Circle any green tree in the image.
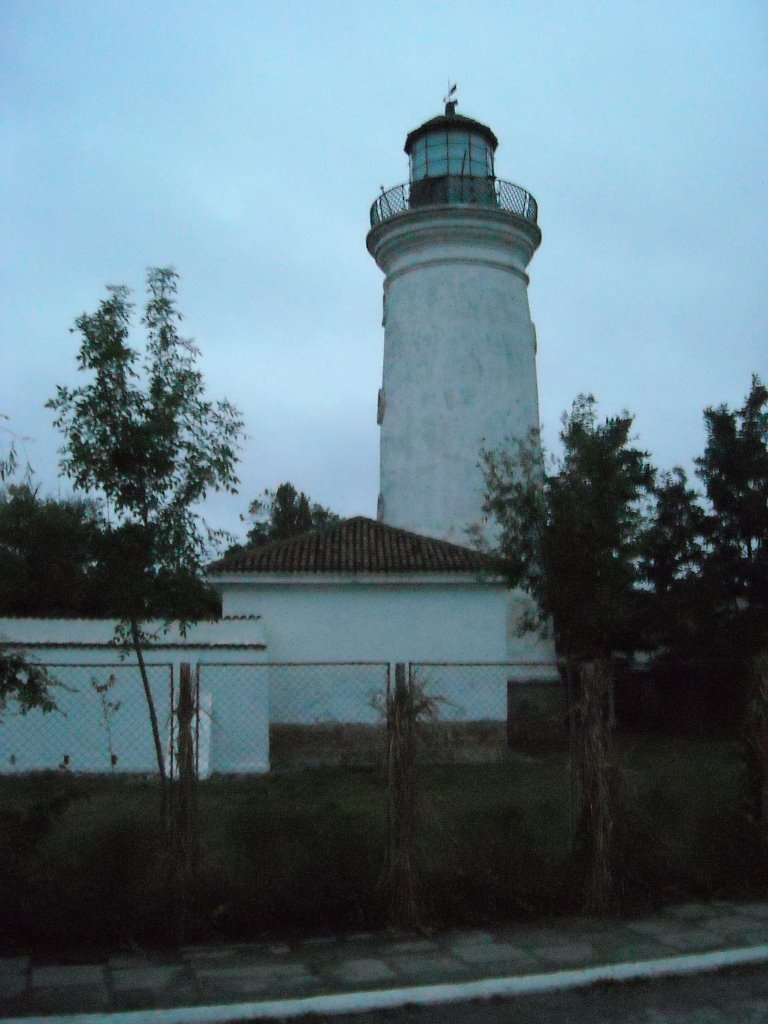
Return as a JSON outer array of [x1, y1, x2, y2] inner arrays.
[[482, 395, 655, 660], [0, 484, 104, 617], [696, 374, 768, 645], [483, 395, 655, 914], [0, 648, 56, 722], [239, 481, 340, 548], [637, 467, 709, 650], [0, 433, 57, 719], [48, 268, 243, 818]]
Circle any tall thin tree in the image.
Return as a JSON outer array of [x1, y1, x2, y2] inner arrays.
[[49, 268, 244, 824]]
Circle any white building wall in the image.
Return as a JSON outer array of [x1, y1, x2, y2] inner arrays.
[[368, 207, 542, 547], [219, 576, 510, 663]]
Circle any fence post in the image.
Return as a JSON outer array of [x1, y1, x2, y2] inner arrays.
[[384, 662, 422, 932], [171, 661, 199, 941]]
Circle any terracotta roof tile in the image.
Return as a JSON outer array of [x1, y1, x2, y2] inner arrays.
[[208, 516, 503, 576]]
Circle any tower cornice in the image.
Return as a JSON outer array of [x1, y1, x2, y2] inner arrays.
[[366, 205, 541, 279]]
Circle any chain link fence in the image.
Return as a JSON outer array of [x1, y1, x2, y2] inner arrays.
[[265, 662, 390, 769], [1, 660, 564, 775], [409, 662, 564, 761], [0, 663, 174, 774]]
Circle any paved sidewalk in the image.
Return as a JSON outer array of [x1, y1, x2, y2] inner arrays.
[[1, 899, 767, 1020]]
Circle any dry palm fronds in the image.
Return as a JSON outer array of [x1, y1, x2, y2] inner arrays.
[[381, 665, 442, 932]]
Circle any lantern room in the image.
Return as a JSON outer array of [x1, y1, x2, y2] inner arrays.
[[405, 101, 497, 182], [368, 101, 537, 229], [404, 101, 499, 208]]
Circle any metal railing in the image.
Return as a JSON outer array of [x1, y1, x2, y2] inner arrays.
[[370, 177, 538, 228]]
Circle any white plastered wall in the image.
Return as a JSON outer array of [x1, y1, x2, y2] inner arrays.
[[368, 207, 542, 548], [0, 617, 269, 775], [216, 574, 557, 725]]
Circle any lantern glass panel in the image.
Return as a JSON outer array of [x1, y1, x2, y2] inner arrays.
[[410, 138, 427, 180]]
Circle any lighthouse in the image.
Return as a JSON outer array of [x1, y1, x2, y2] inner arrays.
[[367, 100, 542, 546]]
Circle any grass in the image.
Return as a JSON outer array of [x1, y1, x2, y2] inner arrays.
[[0, 736, 761, 956]]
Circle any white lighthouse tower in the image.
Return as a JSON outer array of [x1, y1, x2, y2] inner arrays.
[[367, 100, 542, 546]]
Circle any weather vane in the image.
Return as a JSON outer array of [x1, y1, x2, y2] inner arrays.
[[443, 82, 457, 108]]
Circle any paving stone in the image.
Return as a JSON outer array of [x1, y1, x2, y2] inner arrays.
[[716, 928, 768, 948], [32, 964, 106, 988], [108, 954, 159, 969], [0, 994, 29, 1018], [387, 953, 470, 981], [697, 916, 768, 941], [0, 973, 26, 997], [26, 983, 108, 1014], [384, 939, 441, 955], [111, 964, 189, 993], [452, 940, 542, 968], [332, 958, 397, 985], [548, 916, 619, 936], [112, 982, 199, 1011], [186, 950, 267, 969], [527, 940, 595, 966], [268, 943, 292, 956], [732, 999, 768, 1023], [650, 929, 724, 953], [732, 902, 768, 918], [301, 935, 338, 947], [592, 940, 678, 963], [0, 956, 29, 973], [197, 962, 318, 996], [448, 929, 496, 945], [626, 919, 691, 939], [182, 943, 266, 962], [664, 902, 721, 921], [525, 927, 592, 944], [644, 1009, 727, 1024]]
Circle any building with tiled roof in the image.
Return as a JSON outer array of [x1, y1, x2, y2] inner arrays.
[[208, 516, 504, 576], [207, 516, 553, 668]]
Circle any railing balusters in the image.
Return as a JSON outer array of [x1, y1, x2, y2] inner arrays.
[[370, 178, 538, 228]]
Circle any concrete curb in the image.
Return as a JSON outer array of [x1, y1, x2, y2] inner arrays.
[[4, 944, 768, 1024]]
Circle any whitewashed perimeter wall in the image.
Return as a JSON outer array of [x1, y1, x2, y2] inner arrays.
[[1, 598, 559, 775], [0, 617, 269, 776]]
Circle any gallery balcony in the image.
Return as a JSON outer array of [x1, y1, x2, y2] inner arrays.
[[369, 176, 538, 228]]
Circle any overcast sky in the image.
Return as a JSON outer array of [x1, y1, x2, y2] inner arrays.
[[2, 1, 766, 543]]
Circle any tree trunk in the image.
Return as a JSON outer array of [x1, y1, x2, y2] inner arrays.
[[746, 652, 768, 860], [129, 616, 168, 829], [576, 658, 614, 915], [384, 663, 422, 932], [171, 662, 198, 942]]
